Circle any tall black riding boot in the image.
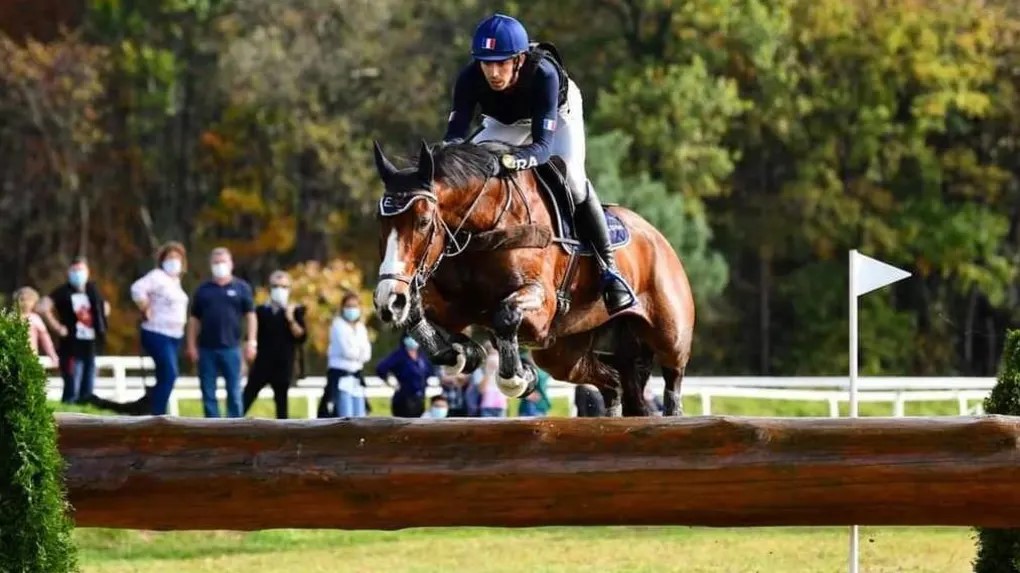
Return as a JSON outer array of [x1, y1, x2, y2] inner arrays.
[[573, 183, 637, 315]]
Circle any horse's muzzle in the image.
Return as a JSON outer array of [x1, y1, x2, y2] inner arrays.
[[374, 282, 410, 326]]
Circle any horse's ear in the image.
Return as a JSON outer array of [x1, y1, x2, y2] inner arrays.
[[417, 139, 434, 187], [373, 140, 398, 183]]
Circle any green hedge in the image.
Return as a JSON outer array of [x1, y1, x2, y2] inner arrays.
[[974, 329, 1020, 573], [0, 309, 79, 572]]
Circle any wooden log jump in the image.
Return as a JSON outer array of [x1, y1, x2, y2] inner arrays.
[[58, 413, 1020, 531]]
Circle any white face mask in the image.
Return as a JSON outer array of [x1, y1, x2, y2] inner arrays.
[[211, 261, 231, 279], [162, 258, 182, 276], [270, 286, 289, 306]]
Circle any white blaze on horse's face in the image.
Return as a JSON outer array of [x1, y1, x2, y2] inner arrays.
[[375, 227, 411, 325], [379, 227, 405, 277]]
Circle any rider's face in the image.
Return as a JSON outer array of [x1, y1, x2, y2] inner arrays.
[[479, 56, 521, 91]]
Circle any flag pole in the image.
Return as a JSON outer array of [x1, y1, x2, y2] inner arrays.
[[846, 248, 910, 573], [848, 249, 859, 573]]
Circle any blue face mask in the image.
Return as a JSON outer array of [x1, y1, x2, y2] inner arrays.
[[430, 406, 448, 418], [68, 269, 87, 288], [342, 307, 361, 321], [403, 336, 420, 351]]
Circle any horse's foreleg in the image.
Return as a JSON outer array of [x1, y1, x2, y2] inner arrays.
[[491, 284, 546, 398], [405, 295, 485, 374]]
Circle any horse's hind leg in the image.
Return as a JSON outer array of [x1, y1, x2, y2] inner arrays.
[[661, 366, 684, 416], [600, 340, 652, 417], [532, 334, 624, 417], [594, 358, 624, 417], [632, 314, 692, 417], [621, 344, 654, 417]]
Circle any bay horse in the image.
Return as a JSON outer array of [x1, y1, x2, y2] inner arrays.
[[371, 140, 694, 416]]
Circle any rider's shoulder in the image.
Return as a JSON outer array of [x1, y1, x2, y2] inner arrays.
[[529, 56, 560, 84]]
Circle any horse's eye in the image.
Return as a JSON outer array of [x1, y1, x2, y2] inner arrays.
[[416, 215, 431, 231]]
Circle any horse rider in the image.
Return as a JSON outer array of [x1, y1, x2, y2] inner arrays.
[[442, 13, 638, 317]]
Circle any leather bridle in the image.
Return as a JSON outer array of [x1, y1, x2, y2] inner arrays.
[[377, 177, 502, 293]]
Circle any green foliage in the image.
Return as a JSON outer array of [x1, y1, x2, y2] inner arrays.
[[984, 331, 1020, 415], [0, 310, 79, 573], [594, 57, 749, 199], [974, 329, 1020, 573], [771, 261, 917, 375]]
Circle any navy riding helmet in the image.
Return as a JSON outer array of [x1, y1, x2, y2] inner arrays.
[[471, 13, 529, 61]]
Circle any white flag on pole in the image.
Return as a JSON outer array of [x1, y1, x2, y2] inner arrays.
[[847, 249, 911, 573], [853, 251, 911, 297]]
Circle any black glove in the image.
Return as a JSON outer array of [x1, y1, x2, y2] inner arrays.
[[488, 154, 505, 178], [492, 153, 520, 178]]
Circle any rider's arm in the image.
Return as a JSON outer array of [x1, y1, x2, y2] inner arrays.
[[506, 61, 560, 169], [443, 64, 480, 142]]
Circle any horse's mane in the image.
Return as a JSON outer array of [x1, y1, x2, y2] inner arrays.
[[430, 140, 514, 189]]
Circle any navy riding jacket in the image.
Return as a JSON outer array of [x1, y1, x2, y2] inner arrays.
[[443, 55, 562, 169]]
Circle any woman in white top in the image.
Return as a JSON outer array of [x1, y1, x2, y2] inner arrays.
[[326, 292, 372, 417], [130, 241, 189, 415]]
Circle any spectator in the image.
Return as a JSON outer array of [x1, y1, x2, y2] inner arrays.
[[420, 395, 449, 418], [242, 270, 307, 419], [477, 346, 507, 417], [375, 334, 439, 418], [12, 286, 58, 364], [130, 241, 189, 416], [325, 292, 371, 418], [644, 385, 664, 416], [438, 367, 468, 417], [518, 349, 551, 418], [186, 247, 256, 418], [463, 376, 482, 417], [39, 256, 109, 404]]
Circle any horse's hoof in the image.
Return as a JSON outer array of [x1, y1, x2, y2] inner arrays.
[[449, 343, 467, 375], [496, 375, 529, 398]]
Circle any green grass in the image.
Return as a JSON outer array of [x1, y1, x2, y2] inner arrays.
[[54, 395, 984, 572], [72, 526, 977, 572]]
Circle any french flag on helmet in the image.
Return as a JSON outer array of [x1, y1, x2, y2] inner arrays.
[[471, 13, 529, 61]]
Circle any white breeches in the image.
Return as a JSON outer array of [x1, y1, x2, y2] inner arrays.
[[469, 79, 589, 204]]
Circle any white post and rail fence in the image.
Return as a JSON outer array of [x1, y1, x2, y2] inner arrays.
[[39, 355, 992, 419]]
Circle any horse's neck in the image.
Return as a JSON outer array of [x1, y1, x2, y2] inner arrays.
[[442, 174, 551, 232]]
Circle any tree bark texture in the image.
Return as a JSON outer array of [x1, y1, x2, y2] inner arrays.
[[58, 413, 1020, 531]]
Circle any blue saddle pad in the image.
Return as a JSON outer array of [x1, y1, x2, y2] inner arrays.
[[531, 159, 631, 255], [558, 207, 631, 255]]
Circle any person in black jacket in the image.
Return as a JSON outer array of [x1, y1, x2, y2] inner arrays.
[[39, 256, 110, 404], [241, 270, 307, 419]]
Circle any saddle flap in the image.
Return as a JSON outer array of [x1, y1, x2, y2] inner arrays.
[[533, 157, 572, 211]]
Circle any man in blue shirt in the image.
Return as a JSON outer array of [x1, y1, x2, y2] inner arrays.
[[443, 13, 637, 316], [185, 247, 257, 418], [375, 334, 440, 418]]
